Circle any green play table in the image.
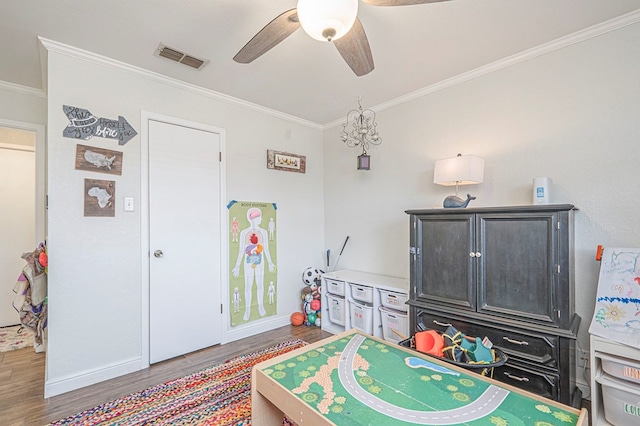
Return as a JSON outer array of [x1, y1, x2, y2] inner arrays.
[[252, 329, 588, 425]]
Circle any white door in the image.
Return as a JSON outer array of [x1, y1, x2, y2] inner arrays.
[[149, 119, 222, 363], [0, 144, 35, 327]]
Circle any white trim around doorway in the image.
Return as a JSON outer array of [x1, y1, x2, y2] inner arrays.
[[139, 111, 228, 368]]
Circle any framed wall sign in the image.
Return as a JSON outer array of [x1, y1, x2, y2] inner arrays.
[[75, 144, 123, 175], [84, 178, 115, 217], [266, 149, 306, 174]]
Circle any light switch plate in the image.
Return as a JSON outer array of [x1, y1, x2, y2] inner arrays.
[[124, 197, 134, 212]]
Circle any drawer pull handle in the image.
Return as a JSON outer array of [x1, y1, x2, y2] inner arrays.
[[503, 337, 529, 346], [504, 372, 530, 382], [433, 320, 452, 327]]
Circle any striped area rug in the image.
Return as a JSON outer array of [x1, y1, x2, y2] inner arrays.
[[0, 325, 34, 352], [49, 339, 306, 425]]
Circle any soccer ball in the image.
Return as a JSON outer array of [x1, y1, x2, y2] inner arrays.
[[302, 267, 324, 286]]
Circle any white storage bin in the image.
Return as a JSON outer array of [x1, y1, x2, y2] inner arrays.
[[350, 301, 373, 335], [379, 306, 409, 344], [597, 368, 640, 425], [379, 289, 409, 313], [350, 283, 374, 304], [325, 279, 345, 296], [601, 353, 640, 386], [326, 294, 345, 326]]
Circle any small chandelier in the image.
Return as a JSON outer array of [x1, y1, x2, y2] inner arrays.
[[340, 96, 382, 170]]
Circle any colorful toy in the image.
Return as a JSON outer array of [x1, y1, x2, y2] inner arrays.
[[310, 299, 321, 312], [467, 337, 494, 363], [302, 267, 324, 286], [415, 330, 444, 357], [290, 312, 304, 326], [303, 293, 318, 325], [307, 312, 317, 324], [300, 267, 324, 326]]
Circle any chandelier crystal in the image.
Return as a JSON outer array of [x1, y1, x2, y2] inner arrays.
[[340, 97, 382, 170]]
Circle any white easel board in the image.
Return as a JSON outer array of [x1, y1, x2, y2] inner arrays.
[[589, 247, 640, 349]]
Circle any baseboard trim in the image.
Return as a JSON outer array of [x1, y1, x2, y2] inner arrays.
[[44, 316, 294, 397], [44, 357, 142, 398], [224, 315, 291, 344]]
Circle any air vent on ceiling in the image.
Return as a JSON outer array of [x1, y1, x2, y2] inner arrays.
[[154, 43, 208, 70]]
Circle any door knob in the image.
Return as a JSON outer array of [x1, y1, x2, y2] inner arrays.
[[153, 250, 164, 258]]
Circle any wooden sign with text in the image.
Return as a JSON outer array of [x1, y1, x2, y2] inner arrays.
[[63, 105, 137, 145]]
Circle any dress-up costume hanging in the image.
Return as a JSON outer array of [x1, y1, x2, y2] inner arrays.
[[13, 242, 48, 352]]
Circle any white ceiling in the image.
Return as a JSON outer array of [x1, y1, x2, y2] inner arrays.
[[2, 0, 640, 125]]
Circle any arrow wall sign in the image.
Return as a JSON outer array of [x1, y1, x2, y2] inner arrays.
[[63, 105, 137, 145]]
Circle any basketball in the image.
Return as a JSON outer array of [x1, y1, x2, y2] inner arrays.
[[290, 311, 304, 326]]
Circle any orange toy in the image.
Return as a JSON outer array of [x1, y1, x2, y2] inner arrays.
[[415, 330, 444, 357], [290, 312, 305, 326], [38, 251, 48, 267]]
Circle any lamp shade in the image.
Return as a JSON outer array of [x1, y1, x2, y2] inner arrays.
[[297, 0, 358, 42], [433, 154, 484, 186]]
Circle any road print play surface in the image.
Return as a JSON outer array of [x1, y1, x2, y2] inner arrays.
[[263, 332, 580, 425]]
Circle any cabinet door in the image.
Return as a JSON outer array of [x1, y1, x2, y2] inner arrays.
[[411, 214, 476, 310], [477, 212, 558, 326]]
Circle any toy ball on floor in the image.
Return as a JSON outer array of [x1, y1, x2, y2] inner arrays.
[[307, 312, 317, 325], [302, 267, 324, 285], [290, 312, 305, 326], [310, 299, 321, 311]]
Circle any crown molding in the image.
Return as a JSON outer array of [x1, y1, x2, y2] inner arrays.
[[38, 37, 323, 130], [0, 79, 46, 98], [324, 8, 640, 129]]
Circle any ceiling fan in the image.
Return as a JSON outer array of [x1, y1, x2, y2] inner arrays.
[[233, 0, 452, 77]]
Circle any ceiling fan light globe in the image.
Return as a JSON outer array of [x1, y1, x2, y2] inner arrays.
[[297, 0, 358, 42]]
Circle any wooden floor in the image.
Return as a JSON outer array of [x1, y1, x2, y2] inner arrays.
[[0, 325, 331, 425]]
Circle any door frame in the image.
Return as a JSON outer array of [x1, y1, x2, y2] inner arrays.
[[0, 118, 46, 244], [140, 111, 227, 368]]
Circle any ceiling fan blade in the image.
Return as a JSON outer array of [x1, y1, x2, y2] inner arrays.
[[362, 0, 451, 6], [333, 18, 374, 77], [233, 9, 301, 64]]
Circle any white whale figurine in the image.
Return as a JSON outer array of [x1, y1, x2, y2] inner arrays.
[[443, 194, 476, 208]]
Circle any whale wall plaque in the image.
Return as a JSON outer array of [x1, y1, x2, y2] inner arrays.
[[75, 144, 123, 175], [63, 105, 137, 145]]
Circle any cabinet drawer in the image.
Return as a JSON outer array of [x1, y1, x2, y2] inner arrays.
[[324, 278, 345, 296], [415, 310, 558, 368], [350, 283, 374, 304], [493, 361, 559, 402]]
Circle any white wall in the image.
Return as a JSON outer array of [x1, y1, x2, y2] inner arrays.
[[0, 84, 46, 125], [21, 17, 640, 398], [0, 85, 47, 243], [0, 143, 35, 327], [44, 42, 324, 396], [323, 21, 640, 393]]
